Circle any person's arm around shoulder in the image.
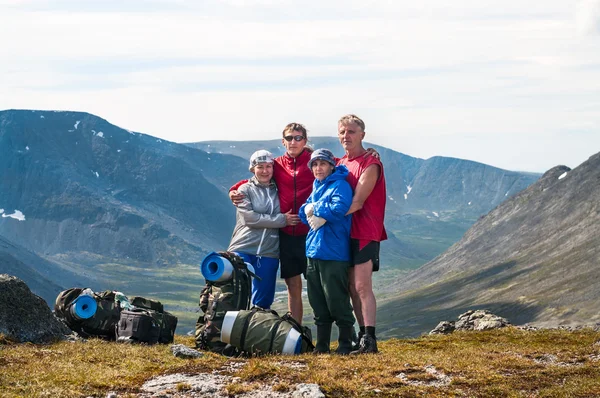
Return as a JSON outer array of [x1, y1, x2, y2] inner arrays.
[[346, 162, 380, 215], [229, 179, 249, 206]]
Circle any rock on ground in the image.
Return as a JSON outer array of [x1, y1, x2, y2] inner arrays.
[[171, 344, 204, 359], [0, 274, 71, 343], [429, 309, 511, 335], [138, 373, 324, 398]]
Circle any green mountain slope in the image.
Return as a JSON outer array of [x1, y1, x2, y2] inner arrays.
[[379, 152, 600, 336]]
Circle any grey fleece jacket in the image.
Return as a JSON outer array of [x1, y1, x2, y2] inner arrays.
[[227, 177, 287, 258]]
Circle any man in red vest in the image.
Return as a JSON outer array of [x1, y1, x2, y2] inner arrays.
[[337, 114, 387, 354]]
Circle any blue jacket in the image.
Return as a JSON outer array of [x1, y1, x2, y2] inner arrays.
[[299, 165, 353, 261]]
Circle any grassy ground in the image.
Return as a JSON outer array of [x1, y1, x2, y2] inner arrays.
[[1, 328, 599, 397]]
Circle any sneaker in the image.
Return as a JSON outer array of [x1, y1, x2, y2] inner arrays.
[[351, 334, 378, 354]]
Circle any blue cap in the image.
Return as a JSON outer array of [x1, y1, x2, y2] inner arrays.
[[308, 148, 336, 168]]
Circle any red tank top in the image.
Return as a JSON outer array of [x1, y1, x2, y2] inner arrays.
[[338, 154, 388, 243]]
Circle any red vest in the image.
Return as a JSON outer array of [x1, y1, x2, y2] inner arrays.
[[338, 154, 388, 242], [274, 150, 313, 236]]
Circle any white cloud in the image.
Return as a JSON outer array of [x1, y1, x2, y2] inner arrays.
[[0, 1, 599, 172]]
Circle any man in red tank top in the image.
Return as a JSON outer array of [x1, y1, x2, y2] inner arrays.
[[337, 114, 387, 354]]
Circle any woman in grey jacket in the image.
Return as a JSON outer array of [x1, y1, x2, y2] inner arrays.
[[228, 150, 296, 309]]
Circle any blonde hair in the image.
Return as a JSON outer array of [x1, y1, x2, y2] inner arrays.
[[338, 114, 365, 132]]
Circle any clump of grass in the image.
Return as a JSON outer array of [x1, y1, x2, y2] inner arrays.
[[272, 381, 291, 392], [175, 382, 191, 392], [224, 381, 255, 395]]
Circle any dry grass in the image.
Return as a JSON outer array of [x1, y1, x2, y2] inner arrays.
[[1, 328, 600, 397]]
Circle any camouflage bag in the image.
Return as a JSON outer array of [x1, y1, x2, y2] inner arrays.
[[129, 296, 164, 313], [55, 288, 121, 339], [195, 251, 254, 353]]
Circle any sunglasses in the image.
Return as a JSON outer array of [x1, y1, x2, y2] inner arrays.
[[283, 135, 305, 142]]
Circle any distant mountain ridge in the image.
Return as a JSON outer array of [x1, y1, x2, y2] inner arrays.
[[377, 151, 600, 337], [190, 138, 538, 215], [0, 109, 246, 267], [189, 138, 541, 268], [0, 234, 91, 304]]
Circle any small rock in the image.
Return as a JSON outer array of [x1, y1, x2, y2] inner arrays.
[[474, 319, 505, 331], [292, 383, 325, 398], [171, 344, 203, 359], [429, 321, 455, 335]]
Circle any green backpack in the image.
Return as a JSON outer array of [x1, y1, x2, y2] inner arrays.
[[225, 308, 314, 356], [195, 252, 253, 353], [54, 288, 121, 339]]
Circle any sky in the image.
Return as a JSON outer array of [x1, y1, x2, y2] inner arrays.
[[1, 0, 599, 173]]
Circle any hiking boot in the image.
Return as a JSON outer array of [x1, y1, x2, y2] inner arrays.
[[350, 333, 378, 354], [313, 324, 332, 354], [335, 326, 354, 355], [351, 328, 363, 351]]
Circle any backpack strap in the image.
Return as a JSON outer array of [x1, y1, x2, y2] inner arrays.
[[218, 251, 260, 280], [239, 307, 260, 351], [282, 312, 315, 351], [268, 318, 284, 353]]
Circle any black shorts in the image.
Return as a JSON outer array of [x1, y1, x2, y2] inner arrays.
[[350, 239, 380, 272], [279, 231, 307, 279]]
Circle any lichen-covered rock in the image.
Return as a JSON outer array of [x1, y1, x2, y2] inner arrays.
[[291, 384, 325, 398], [429, 310, 510, 334], [429, 321, 455, 335], [171, 344, 203, 359], [0, 274, 71, 343]]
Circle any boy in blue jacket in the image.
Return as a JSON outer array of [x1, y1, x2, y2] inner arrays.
[[299, 148, 355, 354]]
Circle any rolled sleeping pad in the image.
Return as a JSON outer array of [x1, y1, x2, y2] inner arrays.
[[221, 310, 302, 355], [200, 252, 255, 282], [70, 294, 98, 320], [200, 252, 234, 282]]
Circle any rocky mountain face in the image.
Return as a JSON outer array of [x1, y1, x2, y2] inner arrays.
[[0, 110, 247, 268], [189, 138, 540, 268], [378, 151, 600, 337], [0, 235, 93, 304]]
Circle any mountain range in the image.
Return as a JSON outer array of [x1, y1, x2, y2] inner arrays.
[[189, 138, 540, 269], [1, 109, 543, 333]]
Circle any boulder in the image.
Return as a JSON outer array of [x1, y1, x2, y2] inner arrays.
[[0, 274, 70, 343], [455, 310, 510, 331], [429, 310, 510, 335]]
